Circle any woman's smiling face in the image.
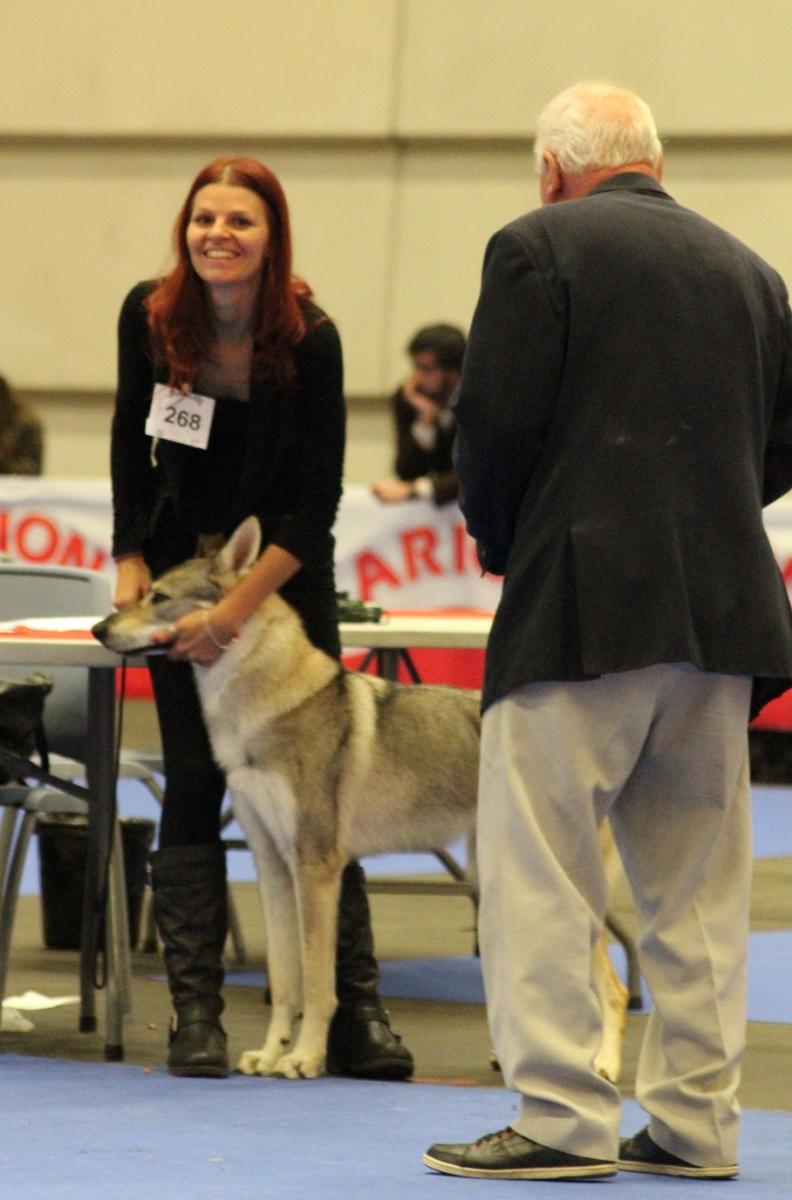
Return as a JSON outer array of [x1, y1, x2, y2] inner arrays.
[[186, 183, 270, 292]]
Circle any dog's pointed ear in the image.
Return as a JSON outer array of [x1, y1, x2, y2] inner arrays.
[[218, 517, 261, 575]]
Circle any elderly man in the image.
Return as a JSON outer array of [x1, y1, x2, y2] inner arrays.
[[424, 81, 792, 1182]]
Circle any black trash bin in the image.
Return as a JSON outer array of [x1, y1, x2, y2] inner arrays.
[[36, 815, 156, 950]]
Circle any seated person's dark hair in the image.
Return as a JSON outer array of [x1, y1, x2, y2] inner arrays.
[[407, 324, 466, 372]]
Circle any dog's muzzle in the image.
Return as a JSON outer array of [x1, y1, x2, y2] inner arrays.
[[91, 615, 176, 655]]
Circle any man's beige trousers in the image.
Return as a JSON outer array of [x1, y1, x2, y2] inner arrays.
[[477, 663, 752, 1166]]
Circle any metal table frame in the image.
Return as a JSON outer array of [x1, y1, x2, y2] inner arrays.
[[0, 632, 127, 1056]]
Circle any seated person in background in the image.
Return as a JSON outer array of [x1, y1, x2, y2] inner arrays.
[[0, 374, 44, 475], [372, 323, 466, 505]]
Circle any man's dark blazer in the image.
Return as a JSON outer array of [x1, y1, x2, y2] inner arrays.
[[454, 172, 792, 712]]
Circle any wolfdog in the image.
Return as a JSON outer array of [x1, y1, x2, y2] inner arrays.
[[94, 516, 628, 1081]]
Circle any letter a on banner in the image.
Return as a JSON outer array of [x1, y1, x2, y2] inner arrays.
[[357, 551, 401, 602]]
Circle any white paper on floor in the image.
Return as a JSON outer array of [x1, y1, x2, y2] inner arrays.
[[2, 991, 80, 1032], [4, 990, 79, 1010], [1, 1006, 34, 1032]]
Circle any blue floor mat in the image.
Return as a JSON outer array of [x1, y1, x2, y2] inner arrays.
[[752, 785, 792, 858], [744, 931, 792, 1023], [0, 1055, 788, 1199]]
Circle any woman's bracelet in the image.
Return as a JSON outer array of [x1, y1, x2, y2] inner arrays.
[[202, 612, 237, 651]]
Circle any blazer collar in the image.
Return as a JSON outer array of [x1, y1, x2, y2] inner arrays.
[[588, 171, 672, 201]]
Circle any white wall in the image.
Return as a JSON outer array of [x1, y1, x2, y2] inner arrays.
[[4, 0, 792, 479], [398, 0, 792, 136], [0, 0, 400, 136]]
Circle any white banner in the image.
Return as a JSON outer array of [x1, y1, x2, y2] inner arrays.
[[0, 478, 113, 575], [0, 479, 502, 611], [334, 490, 501, 609]]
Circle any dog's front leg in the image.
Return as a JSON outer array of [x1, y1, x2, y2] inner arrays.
[[272, 859, 344, 1080], [235, 827, 303, 1077]]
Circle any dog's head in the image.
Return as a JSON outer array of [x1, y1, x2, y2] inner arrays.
[[92, 516, 261, 654]]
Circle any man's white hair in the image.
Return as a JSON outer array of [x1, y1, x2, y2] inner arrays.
[[533, 81, 662, 176]]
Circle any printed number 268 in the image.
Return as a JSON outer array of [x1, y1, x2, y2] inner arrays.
[[165, 406, 201, 432]]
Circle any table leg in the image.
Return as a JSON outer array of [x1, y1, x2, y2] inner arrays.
[[82, 665, 126, 1058], [104, 821, 132, 1059]]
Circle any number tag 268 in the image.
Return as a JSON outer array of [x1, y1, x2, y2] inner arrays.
[[145, 383, 216, 449]]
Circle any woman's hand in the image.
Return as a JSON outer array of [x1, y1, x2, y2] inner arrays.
[[168, 607, 238, 666], [114, 556, 152, 609], [167, 542, 299, 665]]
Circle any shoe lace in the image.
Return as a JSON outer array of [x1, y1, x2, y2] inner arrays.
[[474, 1128, 514, 1148]]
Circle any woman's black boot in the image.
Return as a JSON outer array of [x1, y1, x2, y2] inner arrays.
[[326, 860, 414, 1080], [150, 842, 229, 1078]]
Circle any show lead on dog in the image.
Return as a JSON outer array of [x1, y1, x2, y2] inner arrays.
[[110, 156, 413, 1081], [424, 82, 792, 1181]]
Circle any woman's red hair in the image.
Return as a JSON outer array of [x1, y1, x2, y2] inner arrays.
[[146, 156, 313, 390]]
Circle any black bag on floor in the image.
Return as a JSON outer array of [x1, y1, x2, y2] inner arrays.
[[0, 672, 53, 782], [37, 815, 156, 949]]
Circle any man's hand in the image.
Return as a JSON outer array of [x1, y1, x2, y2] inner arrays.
[[402, 373, 441, 423], [371, 478, 417, 503]]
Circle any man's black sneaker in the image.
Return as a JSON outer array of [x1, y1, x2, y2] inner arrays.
[[619, 1127, 739, 1178], [423, 1127, 616, 1180]]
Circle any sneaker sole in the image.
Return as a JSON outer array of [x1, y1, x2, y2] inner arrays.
[[423, 1153, 617, 1180], [619, 1160, 739, 1179]]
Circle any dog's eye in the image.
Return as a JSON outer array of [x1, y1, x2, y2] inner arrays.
[[149, 590, 170, 603]]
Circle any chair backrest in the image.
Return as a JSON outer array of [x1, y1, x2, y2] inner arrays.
[[0, 562, 113, 760]]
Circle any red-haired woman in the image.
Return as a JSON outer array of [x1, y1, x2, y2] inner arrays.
[[111, 156, 412, 1081]]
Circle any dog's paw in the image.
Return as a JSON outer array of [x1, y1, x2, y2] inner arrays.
[[236, 1048, 284, 1076], [271, 1048, 326, 1080]]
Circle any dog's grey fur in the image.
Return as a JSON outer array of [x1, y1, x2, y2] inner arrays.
[[94, 516, 627, 1081]]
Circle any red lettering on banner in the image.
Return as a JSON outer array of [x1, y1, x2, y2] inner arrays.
[[17, 515, 58, 562], [354, 518, 502, 602], [58, 532, 89, 568], [89, 548, 109, 571], [401, 526, 442, 581], [453, 522, 466, 573], [357, 552, 401, 602], [0, 508, 107, 573], [57, 532, 108, 572], [453, 521, 484, 574]]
